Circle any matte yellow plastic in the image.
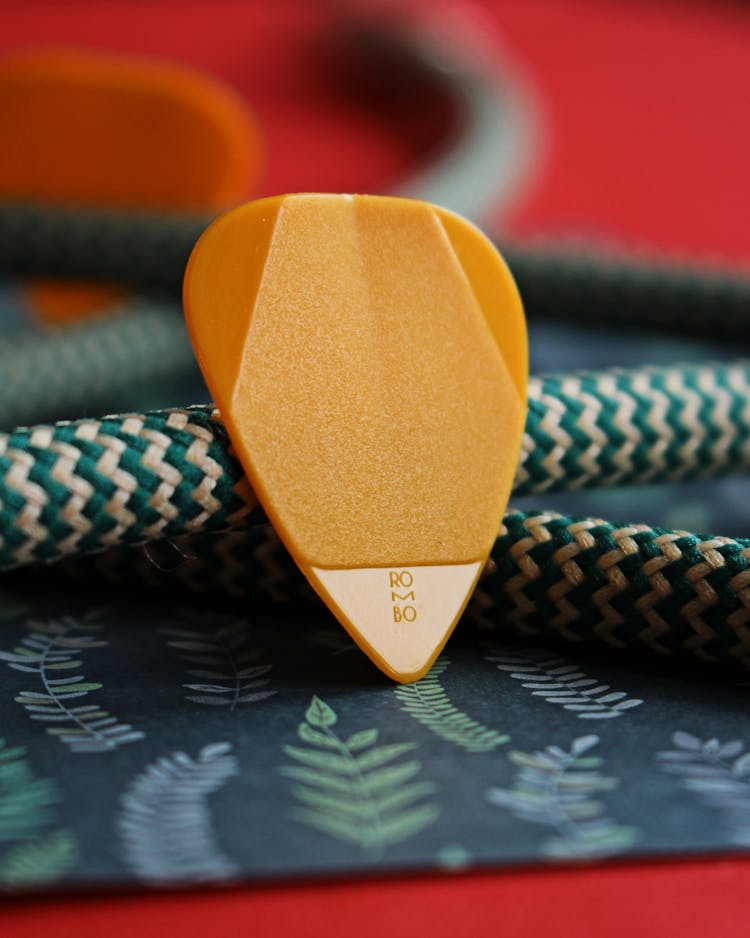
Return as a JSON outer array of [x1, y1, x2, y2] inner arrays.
[[0, 48, 262, 321], [184, 194, 527, 682]]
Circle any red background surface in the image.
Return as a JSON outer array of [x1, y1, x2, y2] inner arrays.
[[4, 0, 750, 261], [2, 1, 750, 934], [4, 857, 750, 938]]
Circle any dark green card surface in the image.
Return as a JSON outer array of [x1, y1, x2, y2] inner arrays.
[[0, 576, 749, 892]]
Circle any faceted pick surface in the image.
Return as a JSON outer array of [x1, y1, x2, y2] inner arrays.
[[183, 194, 527, 682]]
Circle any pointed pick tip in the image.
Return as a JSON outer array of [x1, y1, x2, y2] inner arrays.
[[311, 562, 483, 683]]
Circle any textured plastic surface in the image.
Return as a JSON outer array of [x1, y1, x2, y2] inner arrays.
[[184, 193, 526, 681], [0, 47, 262, 320]]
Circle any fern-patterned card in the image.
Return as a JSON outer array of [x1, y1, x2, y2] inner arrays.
[[2, 577, 750, 891]]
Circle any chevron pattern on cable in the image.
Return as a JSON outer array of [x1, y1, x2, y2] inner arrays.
[[36, 508, 750, 674], [0, 407, 260, 568], [516, 361, 750, 494], [4, 202, 750, 340], [482, 509, 750, 670], [1, 361, 750, 571]]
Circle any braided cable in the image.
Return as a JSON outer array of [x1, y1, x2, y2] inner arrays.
[[0, 201, 203, 295], [2, 202, 750, 338], [518, 361, 750, 493], [40, 508, 750, 673], [1, 361, 750, 570], [502, 243, 750, 339], [0, 299, 194, 428], [0, 406, 262, 568]]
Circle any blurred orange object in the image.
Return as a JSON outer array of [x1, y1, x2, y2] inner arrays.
[[0, 47, 263, 321]]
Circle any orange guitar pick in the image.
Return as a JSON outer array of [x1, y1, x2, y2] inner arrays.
[[184, 194, 527, 682], [0, 48, 262, 321]]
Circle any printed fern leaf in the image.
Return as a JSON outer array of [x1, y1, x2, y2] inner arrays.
[[394, 657, 508, 752], [0, 739, 78, 888], [0, 739, 60, 842], [117, 742, 239, 884], [161, 612, 275, 709], [657, 732, 750, 845], [0, 831, 78, 887], [487, 647, 643, 719], [281, 696, 439, 857], [487, 735, 640, 858], [0, 613, 144, 753]]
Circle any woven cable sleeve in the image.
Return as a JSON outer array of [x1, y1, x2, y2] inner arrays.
[[1, 360, 750, 569], [38, 509, 750, 673], [502, 243, 750, 339], [0, 201, 206, 295], [2, 202, 750, 338], [0, 299, 195, 429], [0, 406, 262, 567]]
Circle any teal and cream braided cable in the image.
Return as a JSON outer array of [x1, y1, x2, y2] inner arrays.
[[3, 202, 750, 672], [0, 298, 193, 427], [2, 361, 750, 671], [2, 360, 750, 567], [3, 201, 750, 430], [3, 202, 750, 336], [47, 510, 750, 672]]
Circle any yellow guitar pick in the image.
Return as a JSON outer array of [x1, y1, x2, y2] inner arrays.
[[184, 193, 527, 682]]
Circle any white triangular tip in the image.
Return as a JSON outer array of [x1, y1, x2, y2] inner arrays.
[[311, 562, 482, 680]]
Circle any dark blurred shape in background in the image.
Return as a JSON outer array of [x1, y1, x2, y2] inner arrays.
[[1, 0, 750, 537]]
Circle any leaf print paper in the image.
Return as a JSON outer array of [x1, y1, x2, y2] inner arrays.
[[280, 695, 440, 858], [307, 626, 358, 657], [160, 614, 275, 709], [0, 739, 60, 842], [117, 743, 239, 884], [3, 580, 750, 889], [657, 732, 750, 845], [0, 591, 27, 622], [0, 739, 77, 889], [0, 831, 78, 887], [0, 613, 144, 753], [487, 647, 643, 719], [487, 735, 640, 858], [394, 656, 508, 751]]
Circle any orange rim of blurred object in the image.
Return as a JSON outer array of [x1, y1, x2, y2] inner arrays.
[[0, 47, 263, 321]]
